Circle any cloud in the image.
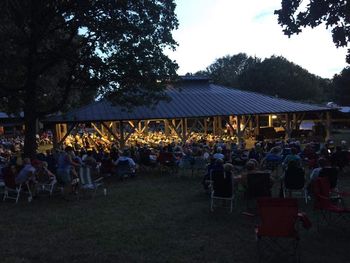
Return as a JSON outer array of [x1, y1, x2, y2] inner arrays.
[[254, 10, 273, 21]]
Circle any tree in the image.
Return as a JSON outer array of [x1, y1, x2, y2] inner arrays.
[[0, 0, 178, 157], [205, 53, 259, 87], [237, 56, 324, 102], [275, 0, 350, 63], [333, 67, 350, 105]]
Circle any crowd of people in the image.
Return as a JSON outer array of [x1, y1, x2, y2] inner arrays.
[[0, 129, 349, 202]]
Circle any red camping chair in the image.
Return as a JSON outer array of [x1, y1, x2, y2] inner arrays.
[[313, 177, 350, 230], [255, 198, 311, 263]]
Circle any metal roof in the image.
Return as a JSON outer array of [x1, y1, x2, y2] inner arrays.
[[46, 78, 331, 123]]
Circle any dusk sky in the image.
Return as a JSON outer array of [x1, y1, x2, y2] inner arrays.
[[166, 0, 348, 78]]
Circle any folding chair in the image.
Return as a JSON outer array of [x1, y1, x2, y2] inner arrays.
[[37, 178, 57, 196], [255, 198, 311, 263], [3, 168, 32, 203], [210, 169, 234, 212], [79, 165, 107, 197], [313, 177, 350, 230], [36, 171, 57, 196], [283, 166, 308, 203]]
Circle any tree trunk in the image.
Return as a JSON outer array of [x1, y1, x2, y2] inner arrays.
[[23, 111, 38, 159]]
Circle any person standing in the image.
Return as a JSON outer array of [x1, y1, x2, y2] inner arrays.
[[56, 146, 79, 199]]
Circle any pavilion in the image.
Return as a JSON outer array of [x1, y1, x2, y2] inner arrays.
[[45, 76, 333, 148]]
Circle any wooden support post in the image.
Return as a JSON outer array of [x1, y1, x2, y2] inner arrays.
[[217, 116, 222, 136], [204, 118, 208, 134], [293, 113, 298, 130], [164, 120, 170, 136], [255, 115, 260, 136], [53, 124, 59, 149], [137, 121, 142, 133], [181, 118, 187, 142], [144, 120, 149, 135], [55, 124, 62, 143], [249, 116, 253, 130], [58, 123, 77, 145], [268, 115, 273, 127], [62, 124, 67, 138], [213, 117, 217, 135], [119, 121, 125, 149], [236, 116, 243, 144], [229, 116, 234, 136], [326, 111, 332, 141], [285, 114, 291, 140]]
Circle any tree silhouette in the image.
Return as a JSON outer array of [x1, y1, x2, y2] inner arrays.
[[0, 0, 178, 157], [275, 0, 350, 63]]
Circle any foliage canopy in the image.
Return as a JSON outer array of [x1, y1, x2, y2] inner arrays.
[[275, 0, 350, 63], [0, 0, 178, 156]]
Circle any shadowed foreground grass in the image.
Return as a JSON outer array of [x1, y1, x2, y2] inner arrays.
[[1, 171, 350, 263]]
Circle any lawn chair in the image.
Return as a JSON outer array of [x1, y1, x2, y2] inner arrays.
[[37, 178, 57, 196], [79, 165, 107, 197], [3, 167, 32, 203], [313, 177, 350, 230], [36, 170, 57, 196], [255, 198, 311, 263], [283, 166, 307, 203], [210, 169, 234, 212]]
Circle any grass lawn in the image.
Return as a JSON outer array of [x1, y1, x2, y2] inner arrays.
[[1, 169, 350, 263]]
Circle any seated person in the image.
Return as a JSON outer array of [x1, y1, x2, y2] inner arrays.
[[114, 149, 137, 176], [36, 161, 56, 184], [223, 163, 234, 181], [211, 162, 234, 198], [56, 146, 80, 198], [202, 158, 224, 191], [260, 147, 282, 178], [241, 159, 273, 194], [2, 164, 18, 189], [240, 159, 259, 188], [309, 158, 328, 182], [83, 151, 97, 167], [282, 147, 302, 169], [15, 158, 36, 185], [283, 159, 305, 192], [213, 147, 224, 161]]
